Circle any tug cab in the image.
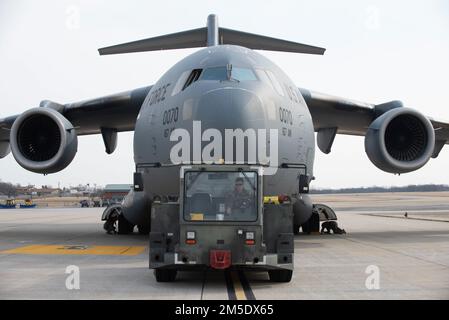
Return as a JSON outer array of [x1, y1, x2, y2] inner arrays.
[[149, 165, 294, 282]]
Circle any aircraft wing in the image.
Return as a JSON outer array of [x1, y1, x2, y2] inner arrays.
[[0, 85, 151, 136], [299, 88, 449, 157], [0, 85, 151, 158], [60, 85, 152, 135]]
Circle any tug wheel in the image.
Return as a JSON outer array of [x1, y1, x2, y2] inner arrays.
[[154, 269, 177, 282], [268, 269, 293, 282]]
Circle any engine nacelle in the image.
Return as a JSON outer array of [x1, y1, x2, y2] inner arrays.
[[10, 108, 78, 174], [365, 108, 435, 174]]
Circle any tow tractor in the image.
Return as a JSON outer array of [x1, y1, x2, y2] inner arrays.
[[0, 199, 17, 209], [19, 199, 37, 208], [149, 165, 294, 282]]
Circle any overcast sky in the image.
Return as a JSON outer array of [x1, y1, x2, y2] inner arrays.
[[0, 0, 448, 189]]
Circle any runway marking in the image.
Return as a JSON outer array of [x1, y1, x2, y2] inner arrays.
[[0, 245, 146, 256], [224, 270, 237, 300], [224, 269, 256, 300], [230, 270, 246, 300], [237, 270, 256, 300], [365, 213, 449, 223]]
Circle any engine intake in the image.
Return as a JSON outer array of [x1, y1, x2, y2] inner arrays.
[[365, 108, 435, 174], [10, 108, 78, 174]]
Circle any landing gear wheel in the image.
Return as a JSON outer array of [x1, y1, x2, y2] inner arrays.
[[118, 215, 134, 234], [300, 211, 320, 234], [268, 269, 293, 282], [137, 224, 150, 235], [154, 269, 177, 282], [103, 208, 120, 234], [103, 206, 121, 234]]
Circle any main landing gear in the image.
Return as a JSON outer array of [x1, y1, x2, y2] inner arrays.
[[102, 205, 134, 234], [296, 203, 341, 235], [102, 204, 150, 235]]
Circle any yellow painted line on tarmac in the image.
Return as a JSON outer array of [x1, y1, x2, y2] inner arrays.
[[230, 270, 247, 300], [0, 244, 146, 256]]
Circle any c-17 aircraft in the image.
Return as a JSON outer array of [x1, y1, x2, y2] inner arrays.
[[1, 15, 448, 282]]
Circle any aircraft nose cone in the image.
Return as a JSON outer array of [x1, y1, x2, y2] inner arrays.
[[196, 88, 265, 130]]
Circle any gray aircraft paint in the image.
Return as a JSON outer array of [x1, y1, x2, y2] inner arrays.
[[132, 45, 314, 221]]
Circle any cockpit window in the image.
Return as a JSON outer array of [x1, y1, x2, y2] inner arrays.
[[254, 69, 274, 90], [200, 66, 228, 81], [183, 69, 203, 90], [199, 66, 258, 82], [266, 70, 285, 97], [231, 67, 258, 81], [172, 70, 191, 96], [178, 66, 259, 92]]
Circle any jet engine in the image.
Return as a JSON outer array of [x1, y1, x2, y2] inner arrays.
[[365, 108, 435, 174], [9, 108, 78, 174]]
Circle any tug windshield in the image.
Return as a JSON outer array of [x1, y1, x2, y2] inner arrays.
[[184, 171, 257, 222]]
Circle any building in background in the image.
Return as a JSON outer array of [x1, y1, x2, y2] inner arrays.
[[15, 185, 60, 197], [102, 184, 132, 204]]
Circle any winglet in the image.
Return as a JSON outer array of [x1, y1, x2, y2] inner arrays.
[[98, 14, 325, 55]]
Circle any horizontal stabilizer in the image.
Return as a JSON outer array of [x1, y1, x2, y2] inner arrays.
[[219, 28, 325, 55], [99, 28, 207, 55], [98, 15, 325, 56]]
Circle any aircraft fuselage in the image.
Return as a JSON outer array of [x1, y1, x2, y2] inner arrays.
[[129, 45, 315, 225]]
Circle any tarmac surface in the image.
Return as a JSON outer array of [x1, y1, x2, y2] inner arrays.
[[1, 192, 448, 300]]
